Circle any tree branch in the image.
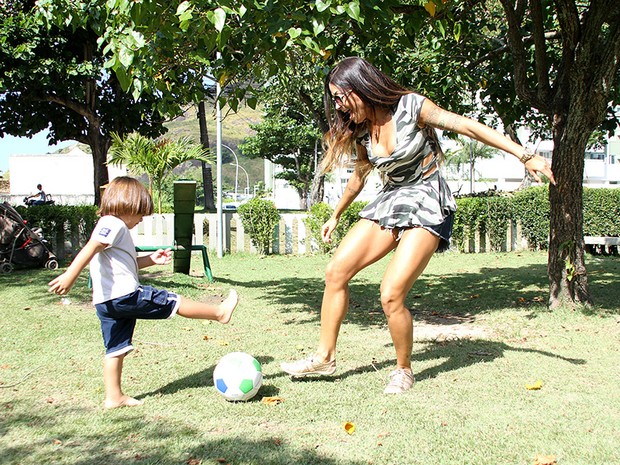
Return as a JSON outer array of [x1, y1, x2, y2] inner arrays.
[[499, 0, 543, 111], [530, 0, 552, 104]]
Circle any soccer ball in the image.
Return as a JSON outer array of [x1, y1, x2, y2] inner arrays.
[[213, 352, 263, 401]]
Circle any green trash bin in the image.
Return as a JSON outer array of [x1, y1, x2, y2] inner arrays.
[[173, 181, 196, 274]]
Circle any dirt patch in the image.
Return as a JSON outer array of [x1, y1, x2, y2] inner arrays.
[[413, 313, 490, 342]]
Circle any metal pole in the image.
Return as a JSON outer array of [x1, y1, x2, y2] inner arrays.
[[216, 63, 223, 258], [222, 144, 239, 202]]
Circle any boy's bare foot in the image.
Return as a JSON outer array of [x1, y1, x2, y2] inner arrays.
[[218, 289, 238, 324], [104, 395, 144, 409]]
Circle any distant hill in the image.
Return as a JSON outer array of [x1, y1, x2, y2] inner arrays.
[[164, 103, 264, 191]]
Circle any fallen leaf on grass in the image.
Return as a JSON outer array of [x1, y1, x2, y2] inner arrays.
[[261, 396, 284, 405], [343, 422, 355, 434], [526, 380, 543, 390], [533, 454, 556, 465]]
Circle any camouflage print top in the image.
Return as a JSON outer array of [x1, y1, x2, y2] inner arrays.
[[358, 92, 457, 229]]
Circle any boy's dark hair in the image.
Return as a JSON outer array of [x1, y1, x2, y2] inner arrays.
[[98, 176, 154, 217]]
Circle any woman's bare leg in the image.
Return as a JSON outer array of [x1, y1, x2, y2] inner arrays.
[[313, 220, 398, 362], [380, 228, 439, 371]]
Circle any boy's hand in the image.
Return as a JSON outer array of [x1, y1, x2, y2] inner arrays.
[[48, 273, 74, 295], [151, 248, 172, 265]]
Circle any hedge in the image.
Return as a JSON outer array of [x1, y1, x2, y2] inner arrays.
[[16, 204, 98, 260], [306, 186, 620, 254], [13, 186, 620, 258]]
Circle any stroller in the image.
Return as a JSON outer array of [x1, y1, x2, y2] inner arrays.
[[0, 202, 59, 273]]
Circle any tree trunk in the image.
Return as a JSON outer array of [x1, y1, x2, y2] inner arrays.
[[309, 169, 325, 207], [297, 187, 309, 210], [198, 101, 216, 211], [547, 114, 593, 309], [88, 129, 110, 206], [309, 138, 324, 207]]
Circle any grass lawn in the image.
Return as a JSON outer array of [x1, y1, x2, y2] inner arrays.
[[1, 250, 619, 465]]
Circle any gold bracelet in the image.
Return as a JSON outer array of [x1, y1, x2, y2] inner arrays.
[[520, 149, 535, 164]]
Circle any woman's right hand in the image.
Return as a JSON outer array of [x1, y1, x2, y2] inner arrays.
[[321, 217, 339, 243]]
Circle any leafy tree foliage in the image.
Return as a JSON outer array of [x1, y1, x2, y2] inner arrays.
[[240, 112, 321, 209], [445, 136, 499, 194], [108, 133, 212, 213], [0, 2, 175, 204]]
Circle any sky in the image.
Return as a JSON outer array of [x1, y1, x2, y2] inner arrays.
[[0, 131, 74, 173]]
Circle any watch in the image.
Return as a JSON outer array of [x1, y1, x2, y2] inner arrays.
[[520, 149, 535, 164]]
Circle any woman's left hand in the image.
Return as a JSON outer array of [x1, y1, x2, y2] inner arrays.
[[525, 155, 556, 185]]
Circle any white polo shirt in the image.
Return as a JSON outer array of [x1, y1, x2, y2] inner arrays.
[[89, 215, 140, 304]]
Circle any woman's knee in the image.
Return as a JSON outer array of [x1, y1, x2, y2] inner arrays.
[[379, 284, 407, 316], [324, 257, 354, 286]]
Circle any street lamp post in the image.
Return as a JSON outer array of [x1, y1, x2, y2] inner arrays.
[[222, 144, 240, 201], [231, 163, 250, 196]]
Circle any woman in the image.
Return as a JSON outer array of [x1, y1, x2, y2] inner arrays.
[[281, 57, 555, 394]]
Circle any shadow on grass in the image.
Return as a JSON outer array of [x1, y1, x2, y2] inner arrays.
[[4, 254, 619, 331], [137, 355, 277, 401], [1, 401, 364, 465], [212, 260, 619, 333], [278, 339, 585, 386]]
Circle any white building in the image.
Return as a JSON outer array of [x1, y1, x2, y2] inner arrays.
[[6, 145, 126, 205]]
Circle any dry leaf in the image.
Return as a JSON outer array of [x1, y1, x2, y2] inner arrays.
[[526, 380, 543, 390], [533, 455, 557, 465], [343, 422, 355, 434], [261, 396, 284, 405], [424, 1, 436, 17], [202, 335, 210, 341]]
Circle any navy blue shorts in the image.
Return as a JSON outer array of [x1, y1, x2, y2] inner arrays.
[[394, 212, 454, 253], [95, 285, 180, 358]]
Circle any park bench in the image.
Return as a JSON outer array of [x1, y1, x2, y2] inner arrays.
[[583, 236, 620, 255]]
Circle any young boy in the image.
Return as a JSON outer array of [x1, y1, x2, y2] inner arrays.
[[48, 176, 237, 409]]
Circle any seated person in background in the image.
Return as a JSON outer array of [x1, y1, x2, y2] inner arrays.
[[27, 184, 46, 205]]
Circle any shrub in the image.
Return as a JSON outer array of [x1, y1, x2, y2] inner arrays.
[[304, 201, 368, 253], [237, 197, 281, 254], [17, 204, 99, 260], [511, 186, 550, 249], [583, 187, 620, 236], [304, 202, 335, 253]]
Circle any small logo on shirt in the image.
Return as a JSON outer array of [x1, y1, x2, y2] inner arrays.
[[98, 227, 112, 238]]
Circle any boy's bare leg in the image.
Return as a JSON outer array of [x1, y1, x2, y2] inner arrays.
[[103, 354, 143, 409], [177, 289, 238, 323]]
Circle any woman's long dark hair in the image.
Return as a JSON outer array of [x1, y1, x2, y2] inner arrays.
[[322, 57, 441, 177], [322, 57, 409, 176]]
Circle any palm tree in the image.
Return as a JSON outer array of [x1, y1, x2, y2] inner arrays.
[[445, 136, 499, 194], [108, 132, 214, 213]]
